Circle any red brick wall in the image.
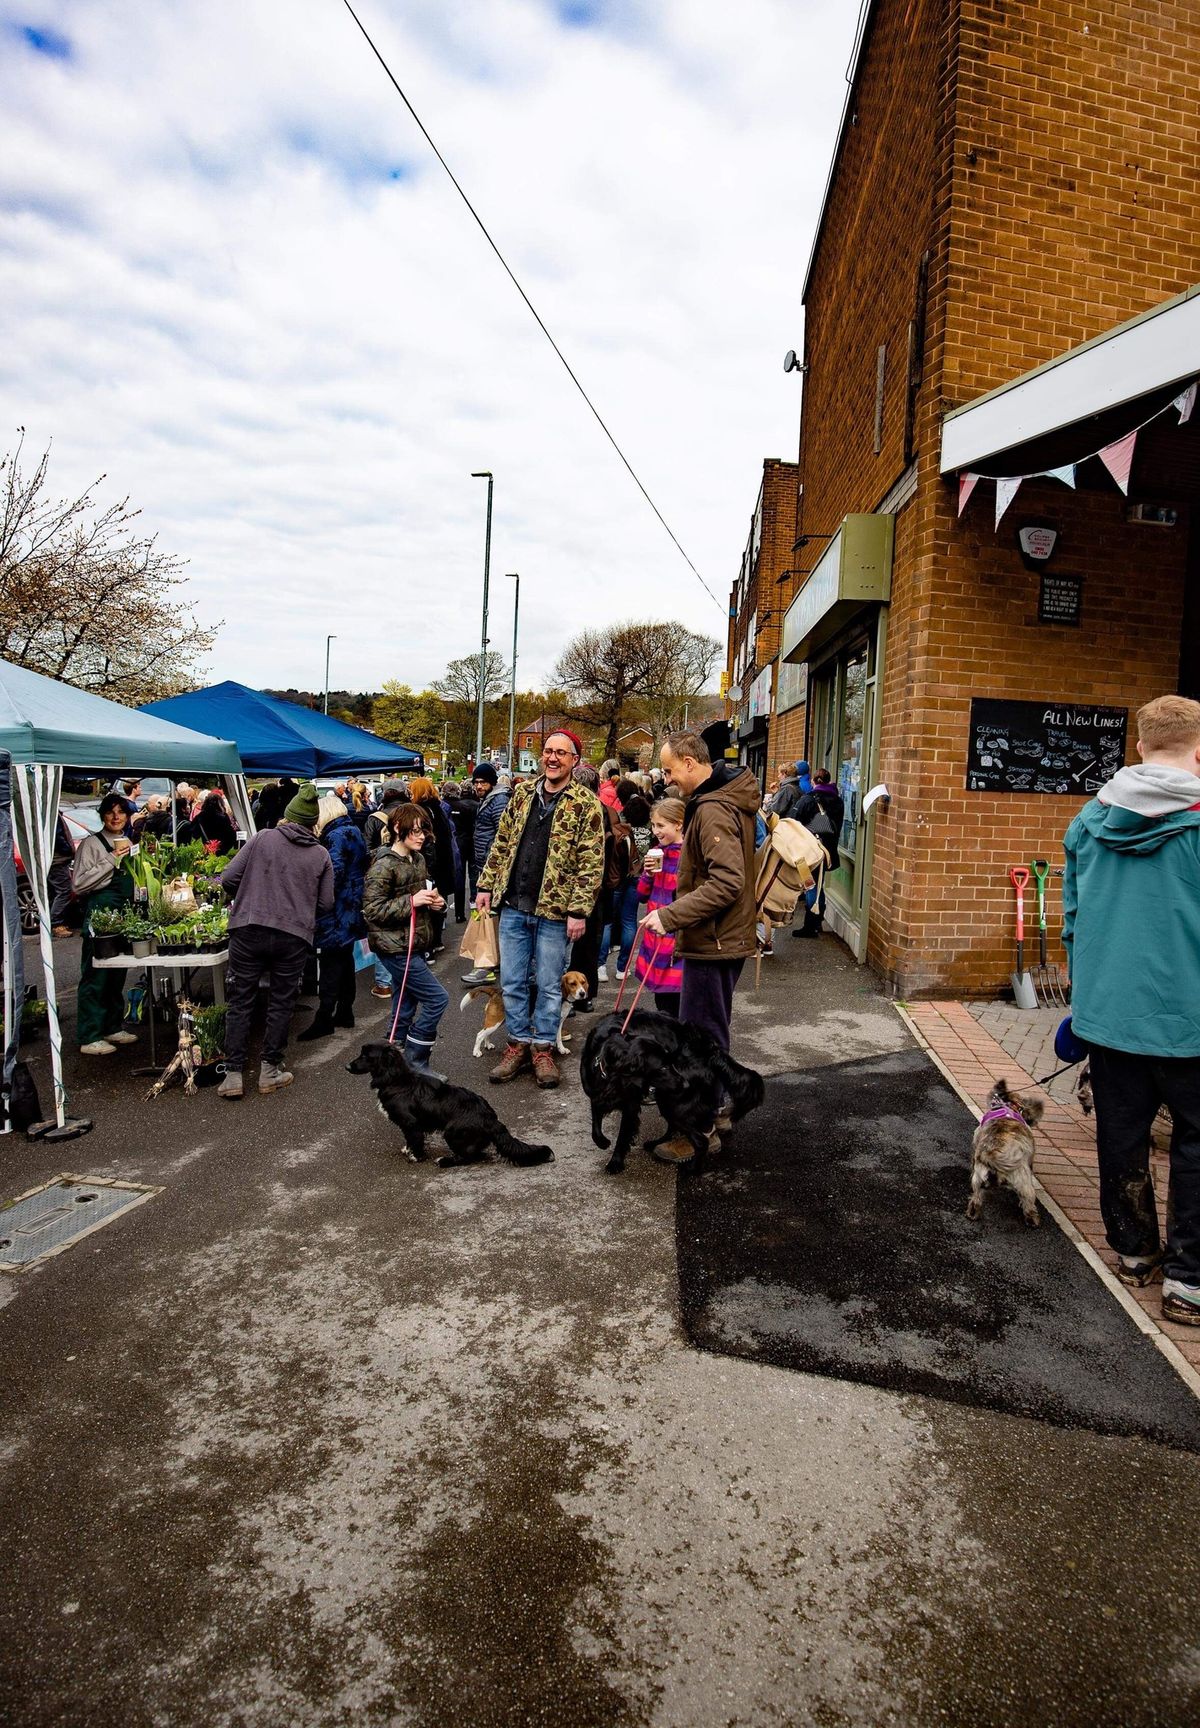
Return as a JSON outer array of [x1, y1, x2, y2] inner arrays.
[[724, 459, 800, 764], [799, 0, 1200, 994]]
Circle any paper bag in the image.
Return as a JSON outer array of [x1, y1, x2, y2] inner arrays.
[[458, 911, 500, 968]]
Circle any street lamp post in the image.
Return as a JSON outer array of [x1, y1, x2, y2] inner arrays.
[[323, 634, 337, 715], [505, 573, 520, 773], [471, 471, 493, 763]]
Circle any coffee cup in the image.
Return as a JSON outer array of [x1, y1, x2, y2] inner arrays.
[[645, 847, 663, 870]]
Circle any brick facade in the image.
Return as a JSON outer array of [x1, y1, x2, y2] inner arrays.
[[780, 0, 1200, 995], [725, 459, 801, 777]]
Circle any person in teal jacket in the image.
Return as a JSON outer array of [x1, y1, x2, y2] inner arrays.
[[1062, 694, 1200, 1325]]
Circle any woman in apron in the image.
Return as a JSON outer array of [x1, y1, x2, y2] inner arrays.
[[70, 792, 138, 1056]]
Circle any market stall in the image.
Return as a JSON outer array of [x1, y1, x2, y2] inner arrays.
[[0, 657, 248, 1133], [141, 681, 423, 776]]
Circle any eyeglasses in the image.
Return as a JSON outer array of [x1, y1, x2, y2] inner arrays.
[[543, 748, 575, 758]]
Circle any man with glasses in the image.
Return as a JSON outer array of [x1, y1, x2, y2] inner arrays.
[[475, 730, 604, 1088]]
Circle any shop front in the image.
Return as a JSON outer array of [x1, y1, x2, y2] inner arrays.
[[779, 514, 893, 960]]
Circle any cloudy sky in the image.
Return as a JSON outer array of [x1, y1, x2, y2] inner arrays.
[[2, 0, 858, 695]]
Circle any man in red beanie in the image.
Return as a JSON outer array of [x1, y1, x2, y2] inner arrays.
[[476, 729, 604, 1088]]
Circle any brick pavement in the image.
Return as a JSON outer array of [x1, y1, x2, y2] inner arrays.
[[901, 999, 1200, 1393]]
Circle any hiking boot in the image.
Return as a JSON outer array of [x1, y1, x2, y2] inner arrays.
[[650, 1133, 698, 1166], [1116, 1254, 1163, 1288], [714, 1109, 734, 1137], [405, 1038, 447, 1083], [1162, 1283, 1200, 1325], [489, 1041, 531, 1084], [258, 1063, 294, 1093], [461, 966, 499, 987], [217, 1070, 244, 1100], [531, 1045, 560, 1089], [80, 1040, 116, 1057]]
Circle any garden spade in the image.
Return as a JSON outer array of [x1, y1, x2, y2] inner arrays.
[[1030, 858, 1063, 1006], [1008, 865, 1038, 1009]]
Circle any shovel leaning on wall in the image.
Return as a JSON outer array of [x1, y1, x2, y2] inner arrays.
[[1008, 865, 1039, 1010]]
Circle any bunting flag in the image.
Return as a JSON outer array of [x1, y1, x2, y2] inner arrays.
[[1097, 429, 1138, 495], [958, 472, 980, 515], [1040, 464, 1076, 488], [1176, 382, 1197, 424], [994, 476, 1022, 527]]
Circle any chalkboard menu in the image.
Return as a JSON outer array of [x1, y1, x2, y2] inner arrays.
[[967, 699, 1127, 795]]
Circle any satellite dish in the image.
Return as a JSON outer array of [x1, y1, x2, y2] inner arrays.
[[726, 683, 743, 703], [783, 349, 805, 374]]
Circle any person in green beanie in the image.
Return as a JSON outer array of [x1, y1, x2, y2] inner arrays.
[[215, 780, 334, 1099]]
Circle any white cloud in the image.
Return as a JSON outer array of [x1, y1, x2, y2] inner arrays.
[[0, 0, 855, 694]]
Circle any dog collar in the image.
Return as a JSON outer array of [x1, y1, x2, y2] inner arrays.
[[979, 1103, 1027, 1127]]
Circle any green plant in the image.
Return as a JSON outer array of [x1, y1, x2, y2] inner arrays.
[[20, 997, 47, 1027], [89, 907, 125, 936], [192, 1003, 227, 1062], [119, 912, 155, 941]]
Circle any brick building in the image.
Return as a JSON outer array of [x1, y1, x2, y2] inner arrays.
[[725, 458, 802, 784], [760, 0, 1200, 994]]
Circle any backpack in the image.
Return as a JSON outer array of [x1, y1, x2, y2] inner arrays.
[[754, 815, 829, 938], [604, 812, 634, 891]]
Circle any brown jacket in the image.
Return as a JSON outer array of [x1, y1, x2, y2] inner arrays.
[[657, 765, 760, 960]]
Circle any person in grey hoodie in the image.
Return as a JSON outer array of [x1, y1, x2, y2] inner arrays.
[[1063, 694, 1200, 1324], [215, 781, 334, 1099]]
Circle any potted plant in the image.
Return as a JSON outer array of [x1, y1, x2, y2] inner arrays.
[[19, 995, 47, 1044], [88, 907, 127, 959], [120, 912, 156, 958], [191, 1003, 227, 1087], [153, 922, 187, 957]]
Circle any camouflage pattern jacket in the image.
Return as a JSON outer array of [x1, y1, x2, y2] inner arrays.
[[477, 777, 605, 923]]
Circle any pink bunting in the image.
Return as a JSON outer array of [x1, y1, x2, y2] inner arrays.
[[958, 472, 980, 515], [1098, 429, 1138, 495]]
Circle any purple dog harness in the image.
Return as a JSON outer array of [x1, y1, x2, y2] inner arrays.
[[979, 1103, 1027, 1128]]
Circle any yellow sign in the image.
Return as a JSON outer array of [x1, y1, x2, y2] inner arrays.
[[719, 670, 729, 696]]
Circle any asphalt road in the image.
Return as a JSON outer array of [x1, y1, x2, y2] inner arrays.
[[2, 931, 1200, 1726]]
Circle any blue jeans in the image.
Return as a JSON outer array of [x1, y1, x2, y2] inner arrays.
[[499, 908, 571, 1046], [376, 949, 448, 1047], [613, 879, 640, 972], [374, 955, 391, 990]]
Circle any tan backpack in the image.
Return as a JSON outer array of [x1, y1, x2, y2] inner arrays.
[[754, 814, 829, 951]]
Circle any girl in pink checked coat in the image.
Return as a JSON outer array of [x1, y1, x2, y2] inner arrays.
[[633, 797, 686, 1016]]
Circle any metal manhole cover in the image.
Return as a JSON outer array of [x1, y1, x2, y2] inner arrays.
[[0, 1175, 161, 1272]]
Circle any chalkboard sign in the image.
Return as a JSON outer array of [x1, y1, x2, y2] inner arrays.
[[1038, 572, 1083, 626], [967, 699, 1127, 795]]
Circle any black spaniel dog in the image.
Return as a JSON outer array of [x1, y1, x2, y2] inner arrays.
[[347, 1041, 554, 1168], [579, 1010, 764, 1174]]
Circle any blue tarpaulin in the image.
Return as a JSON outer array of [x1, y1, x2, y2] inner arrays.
[[141, 682, 422, 777]]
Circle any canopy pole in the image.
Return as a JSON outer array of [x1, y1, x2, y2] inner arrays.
[[13, 765, 67, 1129]]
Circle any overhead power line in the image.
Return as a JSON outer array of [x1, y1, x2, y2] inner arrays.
[[339, 0, 724, 613]]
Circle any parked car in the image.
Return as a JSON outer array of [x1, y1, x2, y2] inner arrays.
[[14, 805, 101, 936]]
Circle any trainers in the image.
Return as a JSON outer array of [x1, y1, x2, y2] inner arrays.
[[80, 1040, 116, 1057], [461, 967, 499, 987], [258, 1063, 294, 1093], [1116, 1254, 1163, 1288], [597, 965, 609, 983], [489, 1041, 531, 1084], [106, 1030, 137, 1046], [531, 1046, 560, 1088], [371, 985, 392, 1000], [1162, 1282, 1200, 1325], [217, 1070, 244, 1100]]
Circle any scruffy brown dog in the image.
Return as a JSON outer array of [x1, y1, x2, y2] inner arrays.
[[967, 1078, 1044, 1227]]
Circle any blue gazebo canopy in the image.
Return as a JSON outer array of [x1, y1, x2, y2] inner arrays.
[[141, 682, 422, 777]]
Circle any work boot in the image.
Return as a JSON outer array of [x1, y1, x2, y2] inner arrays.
[[297, 1012, 335, 1042], [714, 1109, 734, 1137], [650, 1133, 697, 1166], [405, 1037, 447, 1083], [489, 1041, 531, 1084], [258, 1062, 294, 1093], [531, 1045, 560, 1089], [333, 1010, 356, 1030], [217, 1069, 244, 1100]]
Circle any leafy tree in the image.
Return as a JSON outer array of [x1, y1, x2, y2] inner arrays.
[[554, 620, 720, 757], [0, 433, 218, 703], [433, 652, 510, 760], [372, 681, 445, 753]]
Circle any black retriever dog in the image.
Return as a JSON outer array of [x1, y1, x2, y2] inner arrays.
[[579, 1010, 765, 1174], [347, 1041, 554, 1168]]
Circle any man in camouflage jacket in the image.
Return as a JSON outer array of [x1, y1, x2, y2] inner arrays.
[[476, 730, 604, 1088]]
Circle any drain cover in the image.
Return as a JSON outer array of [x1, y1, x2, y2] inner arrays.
[[0, 1174, 161, 1272]]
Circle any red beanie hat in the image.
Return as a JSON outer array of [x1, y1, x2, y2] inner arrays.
[[548, 727, 583, 758]]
